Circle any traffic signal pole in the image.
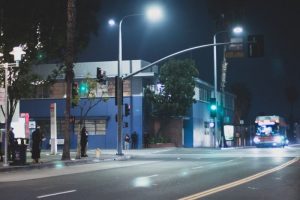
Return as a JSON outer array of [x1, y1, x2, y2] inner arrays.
[[118, 42, 238, 153], [116, 77, 123, 155]]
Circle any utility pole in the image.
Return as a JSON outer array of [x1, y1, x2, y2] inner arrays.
[[62, 0, 76, 160]]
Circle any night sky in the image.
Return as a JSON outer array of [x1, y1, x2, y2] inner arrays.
[[78, 0, 300, 123]]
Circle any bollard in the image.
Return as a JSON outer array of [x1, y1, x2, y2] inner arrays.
[[95, 148, 101, 159]]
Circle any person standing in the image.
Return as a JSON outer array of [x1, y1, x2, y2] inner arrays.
[[124, 134, 130, 150], [31, 126, 42, 163], [8, 127, 15, 161], [131, 131, 138, 149], [0, 129, 3, 162], [80, 126, 88, 157]]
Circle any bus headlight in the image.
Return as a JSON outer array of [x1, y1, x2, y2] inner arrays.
[[274, 136, 282, 143], [253, 136, 260, 144]]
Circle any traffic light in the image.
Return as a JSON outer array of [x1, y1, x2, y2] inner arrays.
[[210, 98, 217, 118], [36, 50, 46, 61], [124, 103, 130, 116], [72, 82, 79, 107], [79, 82, 88, 95], [97, 67, 106, 83], [248, 35, 264, 57]]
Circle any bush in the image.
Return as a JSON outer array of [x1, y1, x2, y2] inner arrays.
[[148, 135, 171, 144]]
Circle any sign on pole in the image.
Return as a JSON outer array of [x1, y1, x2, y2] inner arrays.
[[0, 88, 5, 106], [225, 37, 244, 58], [50, 103, 57, 155]]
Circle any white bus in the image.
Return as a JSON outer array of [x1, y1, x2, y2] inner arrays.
[[253, 115, 289, 147]]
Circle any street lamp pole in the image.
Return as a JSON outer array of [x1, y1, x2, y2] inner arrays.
[[213, 27, 243, 148], [113, 6, 163, 155], [1, 46, 25, 166], [116, 14, 143, 155], [213, 31, 227, 148]]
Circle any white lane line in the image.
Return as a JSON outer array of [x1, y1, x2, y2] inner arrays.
[[143, 174, 159, 178], [191, 159, 235, 170], [179, 157, 299, 200], [37, 190, 77, 199]]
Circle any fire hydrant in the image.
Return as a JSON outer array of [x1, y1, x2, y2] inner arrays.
[[95, 148, 101, 159]]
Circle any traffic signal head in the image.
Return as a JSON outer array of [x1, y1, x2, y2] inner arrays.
[[72, 82, 79, 107], [248, 35, 264, 57], [97, 67, 106, 83], [79, 82, 89, 95], [124, 103, 131, 116], [210, 98, 217, 118]]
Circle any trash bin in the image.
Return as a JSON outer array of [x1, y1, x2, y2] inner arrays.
[[13, 138, 29, 165]]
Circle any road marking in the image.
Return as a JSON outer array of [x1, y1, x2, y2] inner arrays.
[[143, 174, 159, 178], [191, 159, 235, 170], [37, 190, 76, 199], [179, 157, 299, 200]]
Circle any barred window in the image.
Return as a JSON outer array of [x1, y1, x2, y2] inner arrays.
[[74, 120, 106, 135]]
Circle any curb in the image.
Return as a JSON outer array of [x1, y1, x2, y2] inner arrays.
[[0, 155, 130, 173]]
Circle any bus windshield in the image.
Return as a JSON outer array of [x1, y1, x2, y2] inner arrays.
[[256, 124, 280, 136]]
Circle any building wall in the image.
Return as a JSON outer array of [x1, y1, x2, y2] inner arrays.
[[20, 96, 144, 149]]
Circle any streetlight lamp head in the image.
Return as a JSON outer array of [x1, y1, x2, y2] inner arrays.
[[146, 5, 164, 22], [108, 19, 116, 26], [233, 26, 243, 34], [9, 46, 25, 62]]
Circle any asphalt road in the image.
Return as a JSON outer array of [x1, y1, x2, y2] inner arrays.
[[0, 146, 299, 200]]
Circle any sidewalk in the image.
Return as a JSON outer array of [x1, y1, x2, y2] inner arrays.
[[0, 149, 130, 172]]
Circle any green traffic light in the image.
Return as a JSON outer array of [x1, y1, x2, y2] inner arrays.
[[210, 104, 217, 111], [79, 82, 88, 94]]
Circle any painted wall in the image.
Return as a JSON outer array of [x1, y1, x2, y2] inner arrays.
[[20, 96, 144, 150]]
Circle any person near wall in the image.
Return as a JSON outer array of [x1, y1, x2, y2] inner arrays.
[[31, 126, 43, 163], [0, 129, 3, 162], [8, 127, 15, 161], [131, 131, 138, 149], [124, 134, 130, 150], [80, 126, 88, 157]]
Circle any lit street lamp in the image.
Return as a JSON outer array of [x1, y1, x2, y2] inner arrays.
[[109, 5, 163, 155], [213, 26, 243, 148], [0, 46, 26, 167]]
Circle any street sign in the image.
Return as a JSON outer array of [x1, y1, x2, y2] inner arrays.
[[225, 37, 244, 58], [0, 88, 5, 105]]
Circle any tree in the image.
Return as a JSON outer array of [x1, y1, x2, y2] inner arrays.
[[0, 0, 101, 160], [284, 85, 299, 141], [228, 82, 252, 124], [145, 59, 199, 136], [73, 75, 108, 159]]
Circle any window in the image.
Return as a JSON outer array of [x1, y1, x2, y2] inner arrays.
[[74, 119, 106, 135]]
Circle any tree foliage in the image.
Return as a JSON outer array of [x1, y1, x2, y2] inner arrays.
[[0, 0, 101, 63], [74, 74, 108, 159], [229, 82, 251, 124], [145, 59, 199, 118]]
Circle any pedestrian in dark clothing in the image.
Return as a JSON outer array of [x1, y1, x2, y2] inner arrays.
[[0, 130, 3, 162], [124, 134, 130, 150], [80, 127, 88, 157], [31, 126, 42, 163], [131, 131, 138, 149], [8, 127, 15, 161]]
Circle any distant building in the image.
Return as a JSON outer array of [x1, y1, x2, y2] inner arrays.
[[20, 60, 235, 149]]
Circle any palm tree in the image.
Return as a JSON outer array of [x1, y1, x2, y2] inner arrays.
[[285, 85, 299, 141]]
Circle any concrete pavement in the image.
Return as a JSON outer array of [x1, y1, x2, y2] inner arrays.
[[0, 147, 177, 172], [0, 149, 130, 172]]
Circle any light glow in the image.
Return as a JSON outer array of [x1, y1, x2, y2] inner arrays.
[[233, 26, 243, 34], [146, 5, 164, 22], [108, 19, 116, 26], [253, 136, 260, 144]]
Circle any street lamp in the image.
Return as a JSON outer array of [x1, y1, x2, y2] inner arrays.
[[0, 46, 25, 167], [109, 5, 163, 155], [213, 26, 243, 148]]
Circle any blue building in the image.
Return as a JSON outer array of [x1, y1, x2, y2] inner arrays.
[[20, 60, 235, 149]]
